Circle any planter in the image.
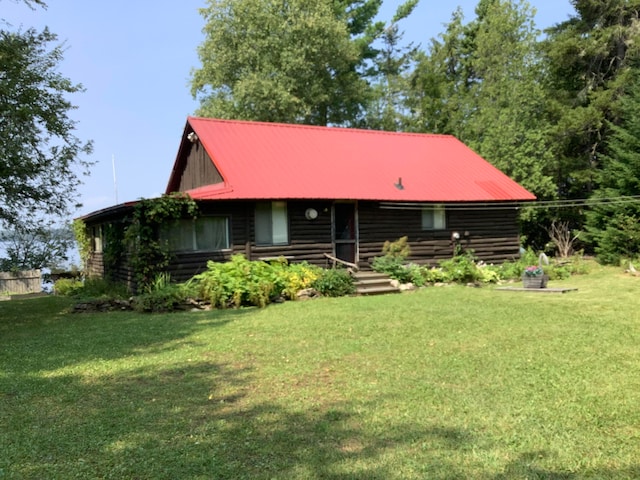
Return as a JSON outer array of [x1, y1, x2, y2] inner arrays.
[[522, 274, 548, 289]]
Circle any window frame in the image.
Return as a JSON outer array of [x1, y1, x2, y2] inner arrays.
[[421, 205, 447, 231], [162, 216, 231, 252], [255, 201, 289, 246]]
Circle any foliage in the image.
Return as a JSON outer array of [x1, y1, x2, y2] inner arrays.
[[123, 194, 198, 290], [271, 261, 322, 300], [585, 67, 640, 265], [54, 277, 128, 299], [131, 274, 197, 313], [371, 255, 412, 283], [102, 222, 126, 280], [53, 278, 84, 296], [542, 0, 640, 201], [194, 254, 281, 308], [437, 250, 483, 283], [311, 267, 355, 297], [72, 219, 92, 275], [0, 26, 92, 230], [192, 0, 370, 126], [380, 235, 411, 259], [360, 1, 418, 131], [0, 219, 74, 271]]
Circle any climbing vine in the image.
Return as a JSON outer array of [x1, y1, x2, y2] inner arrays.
[[123, 193, 198, 289], [72, 219, 92, 276]]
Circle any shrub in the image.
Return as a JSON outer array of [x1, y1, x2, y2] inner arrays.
[[272, 261, 322, 299], [193, 255, 279, 308], [371, 255, 412, 283], [131, 274, 195, 313], [438, 251, 482, 283], [312, 268, 355, 297], [381, 236, 411, 259], [54, 277, 128, 298], [54, 278, 84, 296]]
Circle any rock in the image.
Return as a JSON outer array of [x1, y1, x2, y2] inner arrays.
[[399, 283, 415, 291], [296, 288, 319, 300]]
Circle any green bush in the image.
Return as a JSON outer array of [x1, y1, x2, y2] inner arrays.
[[371, 255, 412, 283], [131, 274, 196, 313], [54, 278, 84, 296], [438, 251, 482, 283], [193, 255, 280, 308], [54, 277, 128, 298], [312, 268, 355, 297], [271, 261, 322, 300]]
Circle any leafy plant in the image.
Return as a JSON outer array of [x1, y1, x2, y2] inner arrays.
[[381, 236, 411, 259], [123, 193, 198, 290], [312, 268, 354, 297], [438, 250, 482, 283], [54, 278, 84, 296], [193, 255, 279, 308], [131, 274, 196, 313], [72, 219, 92, 276]]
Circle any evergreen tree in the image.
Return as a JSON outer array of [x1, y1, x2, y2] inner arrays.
[[585, 68, 640, 264], [542, 0, 640, 200]]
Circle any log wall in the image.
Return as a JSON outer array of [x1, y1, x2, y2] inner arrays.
[[85, 199, 522, 286]]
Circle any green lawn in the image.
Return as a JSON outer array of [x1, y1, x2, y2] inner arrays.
[[1, 265, 639, 479]]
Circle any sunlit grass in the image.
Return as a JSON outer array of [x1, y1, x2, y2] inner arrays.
[[1, 266, 639, 479]]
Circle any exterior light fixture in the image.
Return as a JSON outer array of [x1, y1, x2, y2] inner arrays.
[[305, 208, 318, 220], [187, 132, 198, 143]]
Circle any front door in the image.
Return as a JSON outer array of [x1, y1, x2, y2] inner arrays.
[[332, 202, 358, 264]]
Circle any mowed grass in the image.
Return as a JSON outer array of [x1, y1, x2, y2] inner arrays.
[[1, 265, 639, 479]]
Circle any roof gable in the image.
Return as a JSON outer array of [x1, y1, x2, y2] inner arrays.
[[166, 117, 536, 202]]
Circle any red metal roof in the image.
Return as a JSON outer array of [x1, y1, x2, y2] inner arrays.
[[171, 117, 535, 202]]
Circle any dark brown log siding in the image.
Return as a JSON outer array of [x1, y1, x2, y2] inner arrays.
[[85, 199, 521, 285], [358, 202, 520, 267], [176, 142, 223, 191]]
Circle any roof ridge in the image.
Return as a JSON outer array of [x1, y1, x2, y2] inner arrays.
[[187, 116, 453, 139]]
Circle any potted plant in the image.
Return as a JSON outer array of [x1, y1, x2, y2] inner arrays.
[[522, 265, 548, 288]]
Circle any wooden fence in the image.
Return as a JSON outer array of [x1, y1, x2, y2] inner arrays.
[[0, 270, 41, 295]]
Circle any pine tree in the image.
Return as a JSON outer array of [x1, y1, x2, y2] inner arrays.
[[585, 67, 640, 264]]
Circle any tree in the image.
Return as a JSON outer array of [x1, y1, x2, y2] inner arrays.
[[361, 0, 419, 131], [0, 26, 93, 229], [192, 0, 372, 126], [0, 219, 74, 271], [585, 67, 640, 264], [542, 0, 640, 200]]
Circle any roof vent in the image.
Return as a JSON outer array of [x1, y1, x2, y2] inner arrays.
[[394, 177, 404, 190]]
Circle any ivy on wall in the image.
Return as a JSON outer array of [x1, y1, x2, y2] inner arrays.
[[72, 219, 92, 276], [123, 193, 198, 289]]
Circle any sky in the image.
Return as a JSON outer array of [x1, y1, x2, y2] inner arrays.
[[3, 0, 575, 218]]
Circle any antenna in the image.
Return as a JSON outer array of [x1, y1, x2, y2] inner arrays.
[[112, 154, 119, 204]]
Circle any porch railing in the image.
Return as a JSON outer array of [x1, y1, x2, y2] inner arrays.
[[323, 253, 358, 273]]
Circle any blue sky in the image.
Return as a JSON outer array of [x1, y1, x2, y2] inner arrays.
[[4, 0, 574, 217]]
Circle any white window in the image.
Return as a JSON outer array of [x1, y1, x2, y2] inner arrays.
[[422, 205, 446, 230], [255, 201, 289, 245], [162, 217, 229, 252]]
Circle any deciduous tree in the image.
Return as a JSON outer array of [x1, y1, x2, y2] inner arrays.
[[191, 0, 372, 126], [0, 26, 92, 229]]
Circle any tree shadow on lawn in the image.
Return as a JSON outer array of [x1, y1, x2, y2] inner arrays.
[[2, 358, 478, 479], [494, 451, 640, 480], [0, 297, 250, 376]]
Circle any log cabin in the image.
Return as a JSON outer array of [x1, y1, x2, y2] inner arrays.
[[81, 117, 535, 283]]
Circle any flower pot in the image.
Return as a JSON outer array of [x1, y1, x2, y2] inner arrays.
[[522, 274, 548, 289]]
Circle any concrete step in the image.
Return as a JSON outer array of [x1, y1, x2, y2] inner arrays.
[[352, 271, 400, 295]]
